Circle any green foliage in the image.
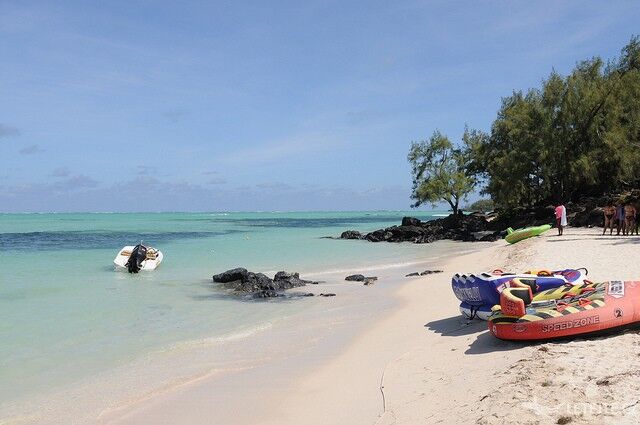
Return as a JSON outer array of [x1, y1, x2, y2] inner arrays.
[[466, 198, 494, 213], [408, 130, 476, 214], [467, 36, 640, 209]]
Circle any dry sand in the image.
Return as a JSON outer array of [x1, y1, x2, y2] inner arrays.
[[104, 228, 640, 425], [475, 228, 640, 425]]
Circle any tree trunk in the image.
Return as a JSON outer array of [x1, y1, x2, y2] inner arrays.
[[445, 198, 458, 216]]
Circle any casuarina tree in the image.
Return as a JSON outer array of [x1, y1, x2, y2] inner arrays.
[[408, 130, 477, 215]]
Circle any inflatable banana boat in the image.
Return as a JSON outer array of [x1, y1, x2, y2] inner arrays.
[[452, 268, 587, 320], [489, 280, 640, 341], [505, 224, 551, 244]]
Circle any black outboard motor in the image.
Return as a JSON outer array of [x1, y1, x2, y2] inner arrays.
[[125, 244, 147, 273]]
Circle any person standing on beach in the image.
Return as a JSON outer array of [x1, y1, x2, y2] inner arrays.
[[603, 204, 616, 235], [616, 204, 625, 235], [555, 203, 567, 236], [624, 203, 637, 236]]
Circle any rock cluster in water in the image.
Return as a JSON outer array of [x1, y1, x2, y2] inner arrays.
[[340, 214, 501, 244], [345, 274, 378, 285], [212, 268, 317, 298]]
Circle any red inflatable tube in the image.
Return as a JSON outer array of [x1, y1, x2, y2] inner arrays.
[[489, 281, 640, 341]]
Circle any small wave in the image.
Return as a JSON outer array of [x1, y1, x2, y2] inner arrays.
[[299, 258, 442, 277], [162, 322, 274, 353]]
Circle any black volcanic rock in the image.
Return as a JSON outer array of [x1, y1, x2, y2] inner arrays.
[[212, 267, 249, 283], [213, 268, 316, 298], [339, 192, 640, 246], [228, 272, 273, 295], [345, 274, 377, 285], [406, 270, 443, 277], [401, 216, 422, 226], [273, 271, 312, 290], [488, 205, 555, 230], [421, 270, 443, 275], [472, 231, 498, 241], [340, 230, 363, 239], [487, 194, 622, 230], [341, 214, 501, 245]]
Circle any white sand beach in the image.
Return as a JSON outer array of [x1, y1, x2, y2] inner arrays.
[[96, 227, 640, 425]]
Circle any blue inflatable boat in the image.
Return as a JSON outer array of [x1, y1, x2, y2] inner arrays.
[[451, 268, 588, 320]]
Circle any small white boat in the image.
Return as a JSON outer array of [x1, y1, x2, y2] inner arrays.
[[114, 244, 163, 273]]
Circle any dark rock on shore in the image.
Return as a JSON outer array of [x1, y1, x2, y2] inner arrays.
[[212, 267, 250, 283], [401, 217, 422, 226], [212, 268, 316, 298], [319, 293, 336, 297], [565, 197, 606, 228], [345, 274, 378, 285], [472, 231, 499, 241], [338, 192, 640, 246], [340, 230, 363, 240], [488, 193, 634, 229], [405, 269, 443, 277], [340, 214, 502, 245], [489, 205, 554, 230], [273, 271, 311, 288]]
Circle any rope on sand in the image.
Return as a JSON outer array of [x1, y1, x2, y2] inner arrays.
[[376, 349, 414, 423], [379, 363, 387, 412]]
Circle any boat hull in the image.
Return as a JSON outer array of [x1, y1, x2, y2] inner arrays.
[[113, 246, 163, 271]]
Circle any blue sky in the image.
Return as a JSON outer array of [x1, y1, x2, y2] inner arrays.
[[1, 0, 638, 212]]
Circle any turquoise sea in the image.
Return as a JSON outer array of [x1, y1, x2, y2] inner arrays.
[[0, 211, 456, 417]]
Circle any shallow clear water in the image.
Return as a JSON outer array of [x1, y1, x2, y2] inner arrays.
[[0, 211, 451, 407]]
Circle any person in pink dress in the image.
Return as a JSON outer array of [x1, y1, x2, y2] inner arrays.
[[555, 204, 567, 236]]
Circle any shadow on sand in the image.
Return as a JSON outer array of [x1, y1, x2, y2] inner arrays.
[[544, 236, 640, 245], [464, 331, 526, 355], [425, 315, 487, 337], [425, 315, 527, 355], [546, 236, 617, 242], [604, 237, 640, 245]]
